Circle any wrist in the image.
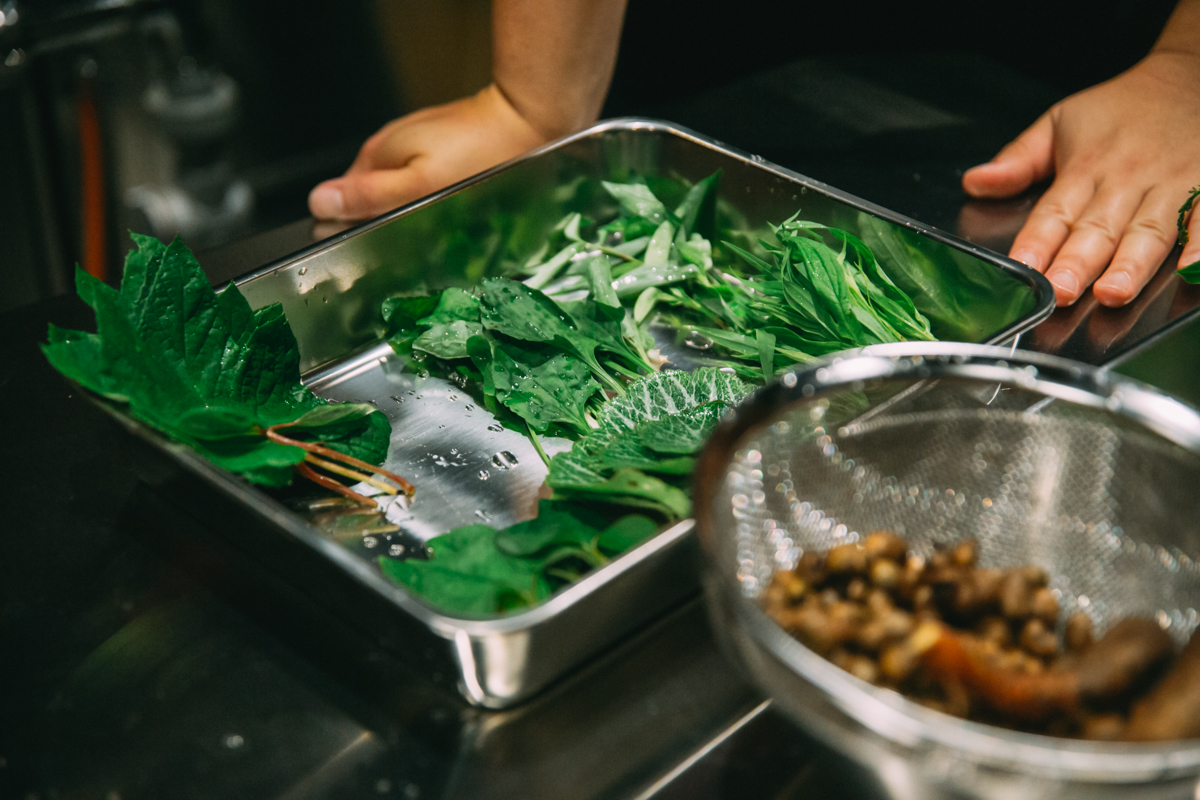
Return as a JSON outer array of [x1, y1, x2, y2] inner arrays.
[[491, 78, 594, 142], [478, 83, 553, 148], [1150, 0, 1200, 59]]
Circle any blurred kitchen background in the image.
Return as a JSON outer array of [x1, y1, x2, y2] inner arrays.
[[0, 0, 1170, 315]]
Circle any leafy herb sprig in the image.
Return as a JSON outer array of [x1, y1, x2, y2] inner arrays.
[[376, 173, 937, 616], [43, 234, 409, 505]]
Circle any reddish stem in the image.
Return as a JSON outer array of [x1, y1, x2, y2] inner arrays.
[[294, 462, 377, 507], [266, 422, 414, 496]]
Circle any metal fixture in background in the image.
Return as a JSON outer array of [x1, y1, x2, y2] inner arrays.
[[126, 54, 253, 250]]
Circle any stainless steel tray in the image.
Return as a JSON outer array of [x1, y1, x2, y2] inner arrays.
[[103, 118, 1055, 708]]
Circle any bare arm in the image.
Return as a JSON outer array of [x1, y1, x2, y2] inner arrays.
[[309, 0, 628, 221], [962, 0, 1200, 307]]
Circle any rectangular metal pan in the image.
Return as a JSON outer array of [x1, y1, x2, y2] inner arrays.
[[103, 118, 1055, 708]]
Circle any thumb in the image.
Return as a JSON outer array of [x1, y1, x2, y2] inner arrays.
[[962, 112, 1054, 199], [309, 167, 432, 221]]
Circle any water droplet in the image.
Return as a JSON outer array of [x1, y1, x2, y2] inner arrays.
[[448, 394, 457, 402], [683, 331, 714, 350], [464, 404, 475, 411], [298, 266, 308, 275], [478, 470, 490, 481], [449, 448, 458, 455], [388, 543, 405, 557], [437, 424, 446, 429], [487, 424, 504, 433], [492, 451, 518, 470], [322, 297, 329, 303], [224, 734, 245, 749], [391, 395, 405, 403], [474, 509, 491, 522], [407, 390, 415, 396], [416, 370, 430, 379], [363, 536, 380, 548]]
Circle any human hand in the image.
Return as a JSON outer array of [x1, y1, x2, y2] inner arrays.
[[308, 84, 546, 221], [961, 51, 1200, 307]]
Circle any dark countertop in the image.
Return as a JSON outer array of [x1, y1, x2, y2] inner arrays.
[[5, 52, 1200, 800]]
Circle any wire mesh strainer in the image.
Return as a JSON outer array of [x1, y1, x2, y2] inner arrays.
[[696, 343, 1200, 800]]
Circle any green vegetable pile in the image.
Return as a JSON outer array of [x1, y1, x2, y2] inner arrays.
[[43, 234, 407, 501], [379, 172, 937, 616]]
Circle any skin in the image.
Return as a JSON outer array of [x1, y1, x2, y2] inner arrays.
[[309, 0, 628, 222], [962, 0, 1200, 307]]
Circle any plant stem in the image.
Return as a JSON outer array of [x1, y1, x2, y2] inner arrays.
[[305, 453, 398, 495], [526, 421, 552, 469], [295, 462, 376, 506], [266, 423, 414, 496]]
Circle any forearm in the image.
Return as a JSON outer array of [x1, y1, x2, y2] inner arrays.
[[492, 0, 628, 141], [1152, 0, 1200, 58]]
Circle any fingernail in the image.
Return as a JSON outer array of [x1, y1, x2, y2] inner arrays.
[[309, 184, 344, 219], [1011, 250, 1042, 272], [1180, 250, 1200, 270], [1049, 271, 1080, 304], [1099, 270, 1131, 297]]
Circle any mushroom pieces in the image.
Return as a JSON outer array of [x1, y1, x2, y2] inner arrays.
[[1075, 618, 1174, 702], [921, 617, 1173, 723], [1126, 634, 1200, 741], [764, 534, 1198, 741]]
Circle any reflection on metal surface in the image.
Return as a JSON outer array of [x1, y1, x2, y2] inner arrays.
[[305, 342, 571, 541]]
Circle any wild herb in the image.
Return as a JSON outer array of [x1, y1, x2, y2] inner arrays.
[[44, 234, 409, 505], [375, 173, 940, 615]]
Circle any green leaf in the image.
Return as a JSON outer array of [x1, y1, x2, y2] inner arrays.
[[379, 525, 552, 616], [673, 171, 721, 241], [413, 319, 484, 359], [643, 221, 674, 266], [418, 287, 479, 325], [636, 401, 728, 454], [383, 293, 441, 335], [612, 262, 698, 298], [1179, 261, 1200, 283], [475, 337, 599, 435], [43, 234, 392, 487], [553, 468, 691, 520], [583, 256, 623, 320], [633, 287, 660, 324], [601, 181, 668, 223], [596, 515, 659, 555], [597, 367, 747, 435], [494, 499, 600, 556], [479, 277, 623, 391]]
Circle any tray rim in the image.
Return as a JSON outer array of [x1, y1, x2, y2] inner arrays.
[[222, 118, 1056, 356], [90, 118, 1058, 647]]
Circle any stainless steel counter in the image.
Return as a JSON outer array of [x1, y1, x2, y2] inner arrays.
[[5, 51, 1200, 800]]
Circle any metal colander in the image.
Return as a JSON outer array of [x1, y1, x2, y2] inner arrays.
[[695, 343, 1200, 800]]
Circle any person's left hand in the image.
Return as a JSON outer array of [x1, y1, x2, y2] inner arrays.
[[962, 51, 1200, 307]]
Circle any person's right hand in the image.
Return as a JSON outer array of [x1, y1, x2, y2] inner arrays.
[[308, 84, 547, 221]]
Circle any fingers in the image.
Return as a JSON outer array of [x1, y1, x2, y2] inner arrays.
[[1092, 189, 1177, 307], [1040, 183, 1146, 305], [1007, 177, 1096, 276], [962, 113, 1054, 199], [308, 164, 433, 221]]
